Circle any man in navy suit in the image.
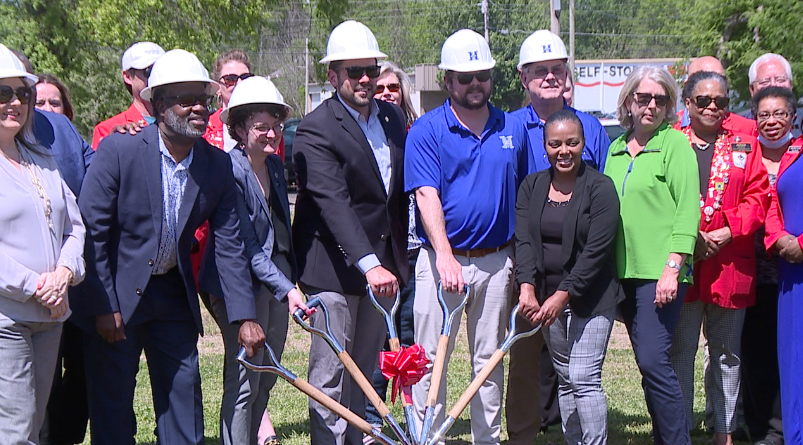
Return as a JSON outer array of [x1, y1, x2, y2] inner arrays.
[[77, 49, 264, 445]]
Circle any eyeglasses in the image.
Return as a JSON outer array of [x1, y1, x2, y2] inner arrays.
[[757, 110, 791, 122], [375, 83, 401, 94], [633, 92, 671, 107], [250, 122, 284, 135], [755, 76, 790, 87], [527, 65, 567, 80], [453, 70, 492, 85], [159, 94, 214, 108], [694, 95, 729, 110], [219, 73, 254, 87], [0, 85, 33, 105], [341, 65, 381, 80]]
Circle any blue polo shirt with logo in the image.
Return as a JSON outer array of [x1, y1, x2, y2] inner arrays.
[[511, 103, 611, 173], [405, 99, 532, 250]]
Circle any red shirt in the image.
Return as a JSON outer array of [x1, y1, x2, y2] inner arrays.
[[674, 123, 770, 308], [723, 112, 757, 137], [92, 104, 148, 150], [764, 137, 803, 252]]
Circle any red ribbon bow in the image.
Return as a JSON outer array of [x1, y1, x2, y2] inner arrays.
[[379, 343, 430, 404]]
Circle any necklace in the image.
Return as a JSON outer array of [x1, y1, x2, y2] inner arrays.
[[18, 145, 54, 230], [547, 197, 571, 207], [682, 126, 731, 223]]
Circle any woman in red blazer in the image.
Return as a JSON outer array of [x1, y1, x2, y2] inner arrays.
[[763, 90, 803, 444], [670, 71, 769, 445]]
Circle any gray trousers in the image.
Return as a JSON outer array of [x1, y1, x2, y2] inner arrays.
[[543, 306, 615, 445], [205, 284, 289, 445], [306, 289, 390, 445], [411, 246, 513, 445], [670, 300, 745, 433], [0, 318, 62, 445]]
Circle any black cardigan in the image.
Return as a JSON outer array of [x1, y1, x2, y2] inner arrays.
[[514, 164, 623, 318]]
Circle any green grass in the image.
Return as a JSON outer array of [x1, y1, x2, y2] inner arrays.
[[79, 310, 750, 445]]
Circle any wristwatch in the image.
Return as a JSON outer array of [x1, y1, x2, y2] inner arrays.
[[666, 260, 682, 271]]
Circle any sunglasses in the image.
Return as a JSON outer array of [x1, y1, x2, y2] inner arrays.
[[159, 94, 214, 108], [341, 65, 381, 80], [694, 95, 729, 110], [453, 70, 492, 85], [527, 65, 567, 80], [633, 92, 671, 107], [375, 83, 401, 94], [0, 85, 33, 105], [219, 73, 254, 87]]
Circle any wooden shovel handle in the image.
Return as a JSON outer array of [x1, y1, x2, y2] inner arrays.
[[425, 334, 450, 407], [338, 351, 391, 417], [447, 348, 506, 419], [293, 377, 376, 436]]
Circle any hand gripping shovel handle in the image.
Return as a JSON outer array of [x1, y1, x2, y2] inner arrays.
[[293, 296, 412, 445], [369, 287, 419, 445], [419, 283, 469, 444], [237, 345, 398, 445], [426, 304, 541, 445]]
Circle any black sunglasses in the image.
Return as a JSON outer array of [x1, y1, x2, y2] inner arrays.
[[453, 70, 492, 85], [220, 73, 254, 87], [0, 85, 33, 105], [633, 92, 671, 107], [341, 65, 381, 80], [694, 95, 729, 110], [159, 94, 214, 108]]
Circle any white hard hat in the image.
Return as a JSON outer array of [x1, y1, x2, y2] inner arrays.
[[518, 30, 568, 69], [140, 49, 219, 102], [221, 76, 294, 124], [319, 20, 388, 64], [0, 44, 38, 86], [438, 29, 496, 73], [121, 42, 165, 71]]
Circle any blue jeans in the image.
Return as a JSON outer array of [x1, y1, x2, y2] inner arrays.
[[365, 249, 419, 426], [620, 279, 691, 445]]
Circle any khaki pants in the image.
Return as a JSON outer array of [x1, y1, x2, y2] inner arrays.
[[411, 245, 513, 445]]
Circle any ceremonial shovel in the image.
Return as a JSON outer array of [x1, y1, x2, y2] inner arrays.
[[236, 345, 397, 445], [425, 304, 541, 445], [419, 283, 469, 445], [293, 297, 412, 445], [368, 287, 422, 445]]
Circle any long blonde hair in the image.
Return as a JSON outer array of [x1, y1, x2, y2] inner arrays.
[[379, 61, 418, 127]]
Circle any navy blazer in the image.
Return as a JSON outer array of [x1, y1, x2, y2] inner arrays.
[[199, 149, 296, 302], [76, 125, 255, 333], [292, 96, 408, 296], [514, 165, 623, 318], [33, 109, 94, 195]]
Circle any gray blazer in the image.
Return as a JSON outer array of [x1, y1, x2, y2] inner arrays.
[[199, 149, 295, 301]]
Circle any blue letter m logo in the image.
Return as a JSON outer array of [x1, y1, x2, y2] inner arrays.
[[468, 51, 479, 61]]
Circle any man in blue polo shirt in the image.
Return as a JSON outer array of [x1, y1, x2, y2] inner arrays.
[[506, 30, 611, 445], [406, 29, 531, 445]]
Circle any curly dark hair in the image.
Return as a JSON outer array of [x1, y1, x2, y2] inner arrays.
[[226, 103, 289, 144], [750, 86, 797, 119]]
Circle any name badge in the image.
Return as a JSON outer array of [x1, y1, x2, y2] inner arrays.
[[789, 145, 802, 153], [732, 143, 752, 152]]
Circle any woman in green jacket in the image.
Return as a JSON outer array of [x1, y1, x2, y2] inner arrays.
[[604, 65, 700, 445]]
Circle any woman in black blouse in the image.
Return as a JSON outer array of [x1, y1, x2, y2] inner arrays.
[[515, 110, 623, 444]]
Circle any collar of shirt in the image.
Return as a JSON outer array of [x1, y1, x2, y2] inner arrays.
[[158, 131, 194, 169], [337, 94, 379, 124], [443, 99, 504, 138], [520, 101, 572, 128], [610, 123, 669, 156]]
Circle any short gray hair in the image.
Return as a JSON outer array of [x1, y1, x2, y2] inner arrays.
[[749, 53, 793, 84], [616, 65, 679, 130]]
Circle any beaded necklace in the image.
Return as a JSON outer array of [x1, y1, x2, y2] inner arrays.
[[682, 126, 731, 223], [18, 143, 54, 231]]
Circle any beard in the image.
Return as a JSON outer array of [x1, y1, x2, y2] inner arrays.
[[164, 108, 206, 138], [451, 84, 491, 110]]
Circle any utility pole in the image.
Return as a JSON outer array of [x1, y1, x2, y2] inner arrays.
[[304, 38, 309, 115], [550, 0, 560, 36], [569, 0, 575, 74], [482, 0, 489, 43]]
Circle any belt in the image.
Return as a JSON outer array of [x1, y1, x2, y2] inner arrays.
[[450, 239, 512, 259]]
